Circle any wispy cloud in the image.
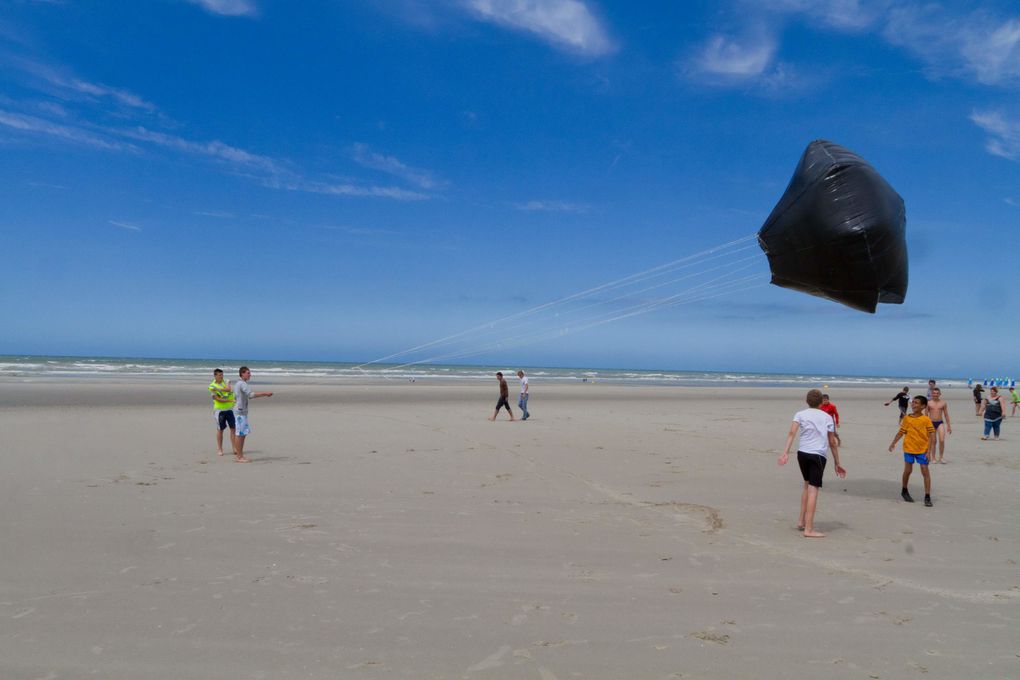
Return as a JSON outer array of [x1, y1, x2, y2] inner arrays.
[[263, 176, 429, 201], [1005, 197, 1019, 207], [683, 29, 802, 94], [11, 58, 158, 112], [0, 110, 135, 151], [2, 52, 433, 202], [320, 225, 400, 236], [971, 110, 1020, 161], [883, 6, 1020, 86], [109, 220, 142, 232], [461, 0, 614, 56], [352, 143, 444, 189], [185, 0, 258, 17], [194, 210, 235, 219], [693, 32, 777, 77], [755, 0, 879, 30], [514, 199, 591, 213], [748, 1, 1020, 88], [120, 126, 284, 173]]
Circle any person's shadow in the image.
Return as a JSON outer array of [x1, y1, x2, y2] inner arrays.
[[837, 478, 902, 501]]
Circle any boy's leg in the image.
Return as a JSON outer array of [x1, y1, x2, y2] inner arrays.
[[216, 428, 224, 455], [920, 463, 931, 495], [229, 426, 237, 454], [803, 485, 824, 538], [797, 481, 809, 530], [937, 427, 946, 461], [901, 462, 915, 501]]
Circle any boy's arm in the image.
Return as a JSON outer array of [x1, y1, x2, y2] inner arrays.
[[944, 402, 951, 433], [888, 430, 904, 452], [778, 422, 799, 465], [828, 432, 846, 477]]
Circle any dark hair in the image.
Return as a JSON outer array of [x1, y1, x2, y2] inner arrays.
[[239, 366, 250, 376], [928, 379, 936, 384], [496, 372, 503, 378], [821, 393, 830, 399], [913, 395, 928, 406], [213, 368, 223, 375], [806, 389, 823, 408]]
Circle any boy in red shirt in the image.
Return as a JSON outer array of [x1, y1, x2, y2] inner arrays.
[[820, 394, 841, 445]]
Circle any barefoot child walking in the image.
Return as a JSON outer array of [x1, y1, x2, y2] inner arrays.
[[888, 395, 936, 506], [778, 389, 847, 538]]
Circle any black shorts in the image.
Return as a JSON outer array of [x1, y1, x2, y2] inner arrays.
[[797, 452, 827, 488], [495, 396, 511, 411], [217, 410, 236, 431]]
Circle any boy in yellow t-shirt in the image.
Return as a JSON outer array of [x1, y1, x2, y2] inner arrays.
[[888, 395, 936, 507]]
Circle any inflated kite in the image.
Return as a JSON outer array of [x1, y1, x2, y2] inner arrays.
[[758, 140, 907, 313]]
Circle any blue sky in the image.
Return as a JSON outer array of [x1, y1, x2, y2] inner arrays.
[[1, 0, 1017, 377]]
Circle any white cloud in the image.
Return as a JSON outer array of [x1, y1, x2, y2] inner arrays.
[[694, 32, 777, 77], [756, 0, 879, 30], [352, 143, 444, 189], [11, 58, 158, 112], [514, 199, 591, 213], [0, 110, 135, 151], [263, 176, 429, 201], [461, 0, 614, 56], [884, 7, 1020, 86], [970, 110, 1020, 161], [109, 220, 142, 231], [66, 78, 156, 111], [120, 126, 284, 174], [185, 0, 258, 17]]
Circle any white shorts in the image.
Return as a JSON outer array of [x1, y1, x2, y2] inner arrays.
[[236, 414, 251, 437]]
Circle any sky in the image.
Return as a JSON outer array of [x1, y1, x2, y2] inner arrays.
[[0, 0, 1017, 377]]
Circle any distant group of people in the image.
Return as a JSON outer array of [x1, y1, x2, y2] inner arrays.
[[208, 367, 273, 463], [489, 370, 530, 421], [206, 366, 533, 461], [779, 377, 1013, 539]]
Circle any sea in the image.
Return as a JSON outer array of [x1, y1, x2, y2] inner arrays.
[[0, 355, 971, 388]]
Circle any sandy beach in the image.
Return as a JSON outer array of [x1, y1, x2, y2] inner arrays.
[[1, 379, 1017, 679]]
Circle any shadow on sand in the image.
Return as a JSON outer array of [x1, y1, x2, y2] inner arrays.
[[836, 477, 902, 501]]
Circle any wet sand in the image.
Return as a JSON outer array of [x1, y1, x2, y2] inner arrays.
[[1, 380, 1017, 679]]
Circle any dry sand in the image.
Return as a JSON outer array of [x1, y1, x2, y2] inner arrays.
[[1, 379, 1017, 679]]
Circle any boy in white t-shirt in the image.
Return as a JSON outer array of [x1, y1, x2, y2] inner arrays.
[[778, 389, 847, 538]]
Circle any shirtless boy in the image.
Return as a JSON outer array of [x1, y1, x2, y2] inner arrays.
[[924, 387, 952, 464]]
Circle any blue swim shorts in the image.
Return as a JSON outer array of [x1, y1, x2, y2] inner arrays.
[[236, 415, 252, 437], [904, 452, 928, 465]]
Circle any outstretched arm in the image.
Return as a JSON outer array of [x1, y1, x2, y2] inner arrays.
[[778, 422, 799, 465]]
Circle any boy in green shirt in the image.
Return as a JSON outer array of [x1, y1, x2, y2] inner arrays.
[[209, 368, 236, 456]]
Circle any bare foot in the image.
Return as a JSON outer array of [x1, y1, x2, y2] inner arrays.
[[796, 525, 805, 531], [488, 416, 495, 421], [803, 530, 826, 538], [217, 450, 224, 456], [234, 456, 251, 463]]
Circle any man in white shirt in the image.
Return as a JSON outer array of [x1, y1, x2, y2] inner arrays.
[[517, 370, 530, 421], [778, 389, 846, 538], [232, 366, 274, 463]]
